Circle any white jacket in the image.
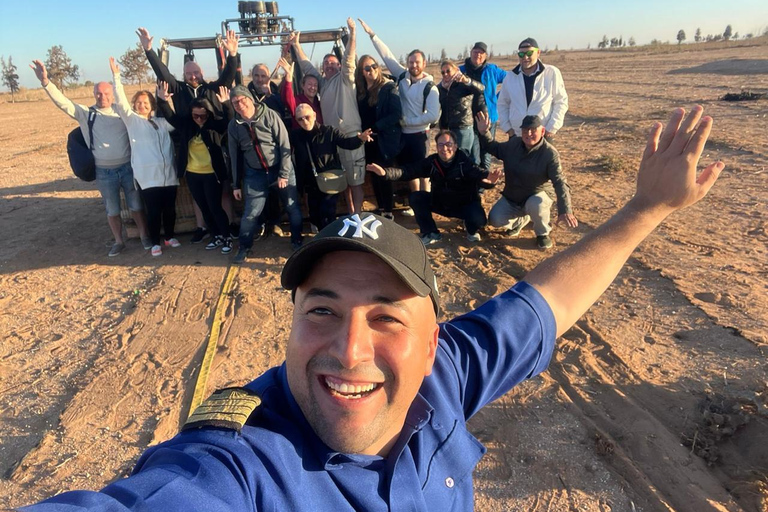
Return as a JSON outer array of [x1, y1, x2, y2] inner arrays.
[[113, 74, 178, 190], [370, 35, 440, 134], [498, 62, 568, 134]]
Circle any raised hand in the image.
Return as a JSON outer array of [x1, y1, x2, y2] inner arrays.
[[475, 111, 490, 135], [277, 57, 293, 73], [136, 27, 153, 51], [109, 57, 120, 75], [365, 163, 385, 176], [156, 81, 172, 101], [215, 85, 230, 104], [486, 167, 502, 184], [357, 19, 375, 37], [30, 60, 48, 85], [223, 29, 240, 56], [632, 105, 723, 217], [347, 17, 356, 31]]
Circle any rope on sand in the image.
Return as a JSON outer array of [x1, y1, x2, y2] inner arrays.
[[187, 265, 239, 417]]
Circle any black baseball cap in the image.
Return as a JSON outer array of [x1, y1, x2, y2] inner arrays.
[[521, 115, 542, 129], [472, 42, 488, 53], [518, 37, 539, 49], [281, 213, 440, 315]]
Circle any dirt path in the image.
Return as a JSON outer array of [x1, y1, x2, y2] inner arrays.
[[1, 42, 766, 511]]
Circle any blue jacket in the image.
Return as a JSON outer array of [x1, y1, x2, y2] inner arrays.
[[460, 59, 507, 124]]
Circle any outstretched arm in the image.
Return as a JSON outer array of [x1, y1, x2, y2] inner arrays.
[[341, 17, 357, 86], [359, 19, 406, 78], [524, 106, 723, 337], [31, 59, 87, 120]]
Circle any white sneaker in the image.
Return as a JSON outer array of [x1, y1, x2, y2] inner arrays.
[[467, 232, 481, 242], [402, 207, 415, 217], [164, 238, 181, 248], [310, 224, 319, 234], [151, 245, 162, 257]]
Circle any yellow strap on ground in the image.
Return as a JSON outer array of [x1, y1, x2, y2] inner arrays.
[[188, 265, 239, 417]]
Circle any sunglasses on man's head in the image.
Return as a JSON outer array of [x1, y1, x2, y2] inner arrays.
[[363, 64, 379, 72], [518, 49, 537, 58]]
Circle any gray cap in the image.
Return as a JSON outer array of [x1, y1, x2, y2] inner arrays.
[[521, 115, 542, 129], [282, 213, 440, 315], [472, 42, 488, 53], [518, 37, 539, 49], [229, 84, 254, 102]]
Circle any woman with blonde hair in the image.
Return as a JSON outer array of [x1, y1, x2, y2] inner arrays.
[[110, 57, 179, 257], [354, 54, 401, 219]]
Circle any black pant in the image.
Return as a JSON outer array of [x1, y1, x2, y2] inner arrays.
[[365, 141, 394, 213], [186, 172, 230, 238], [410, 191, 487, 236], [398, 131, 429, 166], [306, 188, 339, 230], [140, 186, 178, 245]]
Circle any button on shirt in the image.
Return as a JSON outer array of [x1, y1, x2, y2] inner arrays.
[[22, 282, 555, 512]]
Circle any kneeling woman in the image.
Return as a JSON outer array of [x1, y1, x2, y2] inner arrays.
[[366, 130, 500, 244], [110, 58, 179, 257], [290, 103, 372, 230]]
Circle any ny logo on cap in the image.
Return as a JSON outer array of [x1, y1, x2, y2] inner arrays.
[[338, 214, 382, 240]]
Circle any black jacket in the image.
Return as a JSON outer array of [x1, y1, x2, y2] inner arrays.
[[383, 149, 493, 209], [372, 81, 402, 162], [157, 98, 233, 182], [146, 49, 237, 120], [248, 81, 292, 128], [437, 78, 486, 129], [290, 124, 364, 192]]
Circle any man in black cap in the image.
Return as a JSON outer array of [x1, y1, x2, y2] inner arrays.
[[460, 41, 507, 170], [498, 37, 568, 139], [477, 111, 577, 249], [22, 107, 724, 512]]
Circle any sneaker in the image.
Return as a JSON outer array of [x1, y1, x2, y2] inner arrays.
[[221, 238, 233, 254], [191, 228, 208, 244], [310, 223, 319, 234], [108, 242, 125, 257], [420, 232, 442, 246], [505, 216, 530, 238], [229, 222, 240, 237], [382, 212, 395, 220], [205, 236, 224, 250], [164, 238, 181, 248], [255, 224, 268, 241], [141, 237, 153, 250], [151, 244, 162, 257], [233, 247, 250, 264], [467, 232, 482, 242], [536, 234, 553, 250], [401, 207, 415, 217]]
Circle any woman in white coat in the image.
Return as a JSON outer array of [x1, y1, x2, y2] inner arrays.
[[110, 57, 179, 257]]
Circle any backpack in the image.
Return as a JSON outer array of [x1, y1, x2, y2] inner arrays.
[[66, 108, 97, 182], [397, 71, 439, 128]]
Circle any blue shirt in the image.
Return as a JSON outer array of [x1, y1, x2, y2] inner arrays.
[[22, 282, 555, 511]]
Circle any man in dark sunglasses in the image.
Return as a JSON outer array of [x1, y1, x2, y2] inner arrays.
[[498, 37, 569, 140]]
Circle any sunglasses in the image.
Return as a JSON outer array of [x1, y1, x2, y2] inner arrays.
[[437, 142, 455, 149], [440, 70, 453, 76], [518, 49, 537, 58], [296, 115, 313, 123], [191, 113, 208, 120], [363, 63, 379, 72]]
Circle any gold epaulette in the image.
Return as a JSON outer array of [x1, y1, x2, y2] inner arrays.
[[182, 387, 262, 433]]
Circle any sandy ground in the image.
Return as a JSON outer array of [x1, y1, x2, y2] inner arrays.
[[1, 41, 767, 511]]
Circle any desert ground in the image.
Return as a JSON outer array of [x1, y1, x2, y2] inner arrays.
[[1, 40, 766, 511]]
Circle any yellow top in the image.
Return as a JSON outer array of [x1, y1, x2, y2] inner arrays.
[[186, 134, 214, 174]]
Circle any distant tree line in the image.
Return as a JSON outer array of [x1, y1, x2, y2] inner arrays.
[[596, 23, 767, 49]]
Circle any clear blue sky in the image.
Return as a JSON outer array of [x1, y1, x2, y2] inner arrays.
[[1, 0, 766, 90]]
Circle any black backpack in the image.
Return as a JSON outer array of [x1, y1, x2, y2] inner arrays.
[[66, 108, 97, 182]]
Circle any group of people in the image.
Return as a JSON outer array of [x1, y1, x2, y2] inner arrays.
[[35, 18, 575, 262]]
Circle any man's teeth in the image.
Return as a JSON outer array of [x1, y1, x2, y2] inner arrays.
[[325, 378, 377, 397]]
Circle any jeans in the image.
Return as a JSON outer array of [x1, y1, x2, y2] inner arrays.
[[95, 162, 142, 216], [452, 127, 475, 164], [410, 191, 487, 236], [186, 172, 230, 238], [471, 122, 497, 171], [239, 167, 302, 249], [488, 192, 553, 236], [140, 186, 178, 245]]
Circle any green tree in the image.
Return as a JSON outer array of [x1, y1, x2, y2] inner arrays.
[[723, 24, 733, 40], [1, 56, 20, 102], [694, 28, 702, 42], [119, 43, 151, 88], [628, 36, 636, 46], [44, 45, 80, 89], [440, 48, 447, 61], [677, 30, 686, 44]]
